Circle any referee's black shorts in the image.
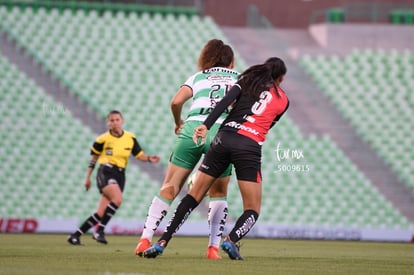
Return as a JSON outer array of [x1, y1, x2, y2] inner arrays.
[[96, 164, 126, 193], [199, 131, 262, 183]]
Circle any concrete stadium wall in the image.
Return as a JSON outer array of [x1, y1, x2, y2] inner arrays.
[[203, 0, 414, 28], [309, 23, 414, 51]]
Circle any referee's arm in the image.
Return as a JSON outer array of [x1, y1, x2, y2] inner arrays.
[[132, 137, 160, 163]]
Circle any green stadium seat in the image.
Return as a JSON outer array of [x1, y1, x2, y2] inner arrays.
[[1, 5, 411, 230], [299, 49, 414, 192]]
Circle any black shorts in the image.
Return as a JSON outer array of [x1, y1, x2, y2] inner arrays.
[[199, 131, 262, 183], [96, 164, 126, 193]]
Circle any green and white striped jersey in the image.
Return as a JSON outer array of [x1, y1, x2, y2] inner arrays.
[[184, 67, 239, 124]]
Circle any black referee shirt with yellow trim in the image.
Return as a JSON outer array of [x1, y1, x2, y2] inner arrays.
[[91, 130, 144, 169]]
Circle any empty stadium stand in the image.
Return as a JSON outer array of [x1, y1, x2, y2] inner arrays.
[[299, 49, 414, 190], [1, 4, 247, 166], [1, 1, 412, 233], [0, 53, 168, 220]]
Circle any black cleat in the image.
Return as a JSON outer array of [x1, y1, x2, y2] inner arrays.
[[67, 234, 82, 245], [92, 231, 108, 244]]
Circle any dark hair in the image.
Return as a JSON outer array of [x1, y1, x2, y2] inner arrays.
[[107, 110, 123, 119], [238, 57, 286, 98], [197, 39, 234, 71]]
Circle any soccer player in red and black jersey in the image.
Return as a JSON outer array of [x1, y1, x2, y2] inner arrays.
[[143, 57, 289, 260], [67, 110, 160, 246]]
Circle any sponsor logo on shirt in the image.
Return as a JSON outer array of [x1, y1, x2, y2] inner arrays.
[[206, 74, 235, 83], [224, 121, 259, 135], [202, 67, 238, 75]]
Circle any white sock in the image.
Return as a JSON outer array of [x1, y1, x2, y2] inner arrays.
[[207, 198, 228, 247], [141, 195, 171, 241]]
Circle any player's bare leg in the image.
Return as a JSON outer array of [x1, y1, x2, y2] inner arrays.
[[135, 164, 191, 256]]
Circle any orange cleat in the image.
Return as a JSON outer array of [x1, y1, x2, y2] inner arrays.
[[206, 245, 222, 259], [135, 238, 151, 257]]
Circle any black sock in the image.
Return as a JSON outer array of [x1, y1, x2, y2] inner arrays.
[[76, 213, 101, 236], [159, 195, 199, 245], [97, 202, 118, 232], [228, 210, 259, 243]]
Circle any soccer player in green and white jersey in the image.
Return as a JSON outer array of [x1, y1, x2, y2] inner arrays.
[[135, 39, 239, 259]]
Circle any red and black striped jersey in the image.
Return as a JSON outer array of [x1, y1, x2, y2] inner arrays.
[[204, 84, 289, 145]]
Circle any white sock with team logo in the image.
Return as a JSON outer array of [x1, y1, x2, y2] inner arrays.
[[207, 198, 228, 248], [141, 195, 171, 241]]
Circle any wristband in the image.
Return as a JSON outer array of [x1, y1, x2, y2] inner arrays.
[[147, 156, 151, 163], [88, 161, 96, 169]]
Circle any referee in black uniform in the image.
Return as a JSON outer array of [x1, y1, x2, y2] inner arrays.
[[68, 110, 160, 245]]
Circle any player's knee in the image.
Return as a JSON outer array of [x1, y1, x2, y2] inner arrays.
[[211, 185, 227, 196], [209, 188, 227, 198], [159, 185, 176, 201], [209, 179, 229, 197], [112, 196, 123, 207]]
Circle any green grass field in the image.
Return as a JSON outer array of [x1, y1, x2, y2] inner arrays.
[[0, 234, 413, 275]]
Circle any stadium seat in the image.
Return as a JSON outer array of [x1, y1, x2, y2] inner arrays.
[[299, 49, 414, 192], [0, 52, 162, 221], [1, 4, 411, 231]]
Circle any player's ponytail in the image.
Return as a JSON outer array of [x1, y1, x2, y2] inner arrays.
[[266, 57, 287, 98]]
